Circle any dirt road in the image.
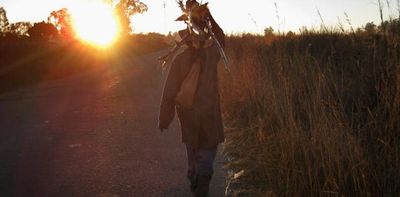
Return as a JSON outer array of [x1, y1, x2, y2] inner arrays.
[[0, 51, 226, 197]]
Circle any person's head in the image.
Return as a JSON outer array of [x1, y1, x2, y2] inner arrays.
[[188, 3, 210, 29], [178, 1, 213, 48]]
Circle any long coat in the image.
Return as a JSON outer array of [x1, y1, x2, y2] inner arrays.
[[158, 19, 225, 148]]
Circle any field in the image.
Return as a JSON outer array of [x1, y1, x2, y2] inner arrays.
[[220, 29, 400, 196], [1, 21, 399, 196]]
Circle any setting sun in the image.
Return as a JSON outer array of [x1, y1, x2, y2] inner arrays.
[[69, 1, 120, 47]]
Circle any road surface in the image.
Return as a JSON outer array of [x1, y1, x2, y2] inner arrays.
[[0, 51, 226, 197]]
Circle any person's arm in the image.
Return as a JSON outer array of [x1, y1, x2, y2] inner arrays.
[[158, 52, 187, 130]]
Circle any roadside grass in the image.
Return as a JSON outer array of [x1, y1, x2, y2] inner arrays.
[[220, 31, 399, 196]]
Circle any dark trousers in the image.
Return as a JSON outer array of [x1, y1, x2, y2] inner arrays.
[[186, 145, 218, 182]]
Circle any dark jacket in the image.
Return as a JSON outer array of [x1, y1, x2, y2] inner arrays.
[[158, 17, 225, 148]]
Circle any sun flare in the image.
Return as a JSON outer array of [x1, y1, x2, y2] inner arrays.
[[69, 1, 120, 47]]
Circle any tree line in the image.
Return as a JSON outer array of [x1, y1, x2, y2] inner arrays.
[[261, 19, 400, 37], [0, 0, 147, 42]]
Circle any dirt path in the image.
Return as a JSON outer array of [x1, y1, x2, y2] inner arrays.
[[0, 51, 226, 197]]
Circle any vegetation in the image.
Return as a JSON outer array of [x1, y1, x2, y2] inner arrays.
[[1, 1, 399, 196], [0, 4, 168, 94], [220, 20, 400, 196], [113, 0, 148, 35], [0, 0, 147, 39]]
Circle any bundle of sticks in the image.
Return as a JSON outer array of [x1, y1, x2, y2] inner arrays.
[[158, 0, 229, 72]]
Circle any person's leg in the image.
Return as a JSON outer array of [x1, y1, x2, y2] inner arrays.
[[186, 145, 198, 192], [194, 146, 218, 197]]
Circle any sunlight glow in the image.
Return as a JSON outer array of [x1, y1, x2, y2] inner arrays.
[[69, 1, 120, 47], [2, 0, 397, 35]]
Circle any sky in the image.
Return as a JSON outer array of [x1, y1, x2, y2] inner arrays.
[[0, 0, 399, 34]]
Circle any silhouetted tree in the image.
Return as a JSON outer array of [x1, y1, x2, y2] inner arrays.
[[114, 0, 148, 35], [0, 7, 9, 33], [48, 8, 74, 38], [378, 20, 390, 34], [264, 26, 274, 36], [28, 22, 58, 40], [386, 19, 400, 36], [286, 31, 295, 37], [9, 22, 32, 36], [364, 22, 377, 35]]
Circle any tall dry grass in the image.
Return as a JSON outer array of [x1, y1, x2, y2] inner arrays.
[[220, 31, 400, 196]]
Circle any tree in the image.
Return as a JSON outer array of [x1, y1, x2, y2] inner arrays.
[[114, 0, 148, 35], [386, 19, 400, 36], [9, 22, 32, 36], [264, 26, 274, 36], [364, 22, 377, 35], [28, 21, 58, 40], [0, 7, 9, 33], [48, 8, 73, 38], [286, 31, 295, 37], [378, 20, 390, 34]]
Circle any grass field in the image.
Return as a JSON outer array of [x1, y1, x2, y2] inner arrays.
[[1, 19, 399, 196], [220, 29, 400, 196]]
